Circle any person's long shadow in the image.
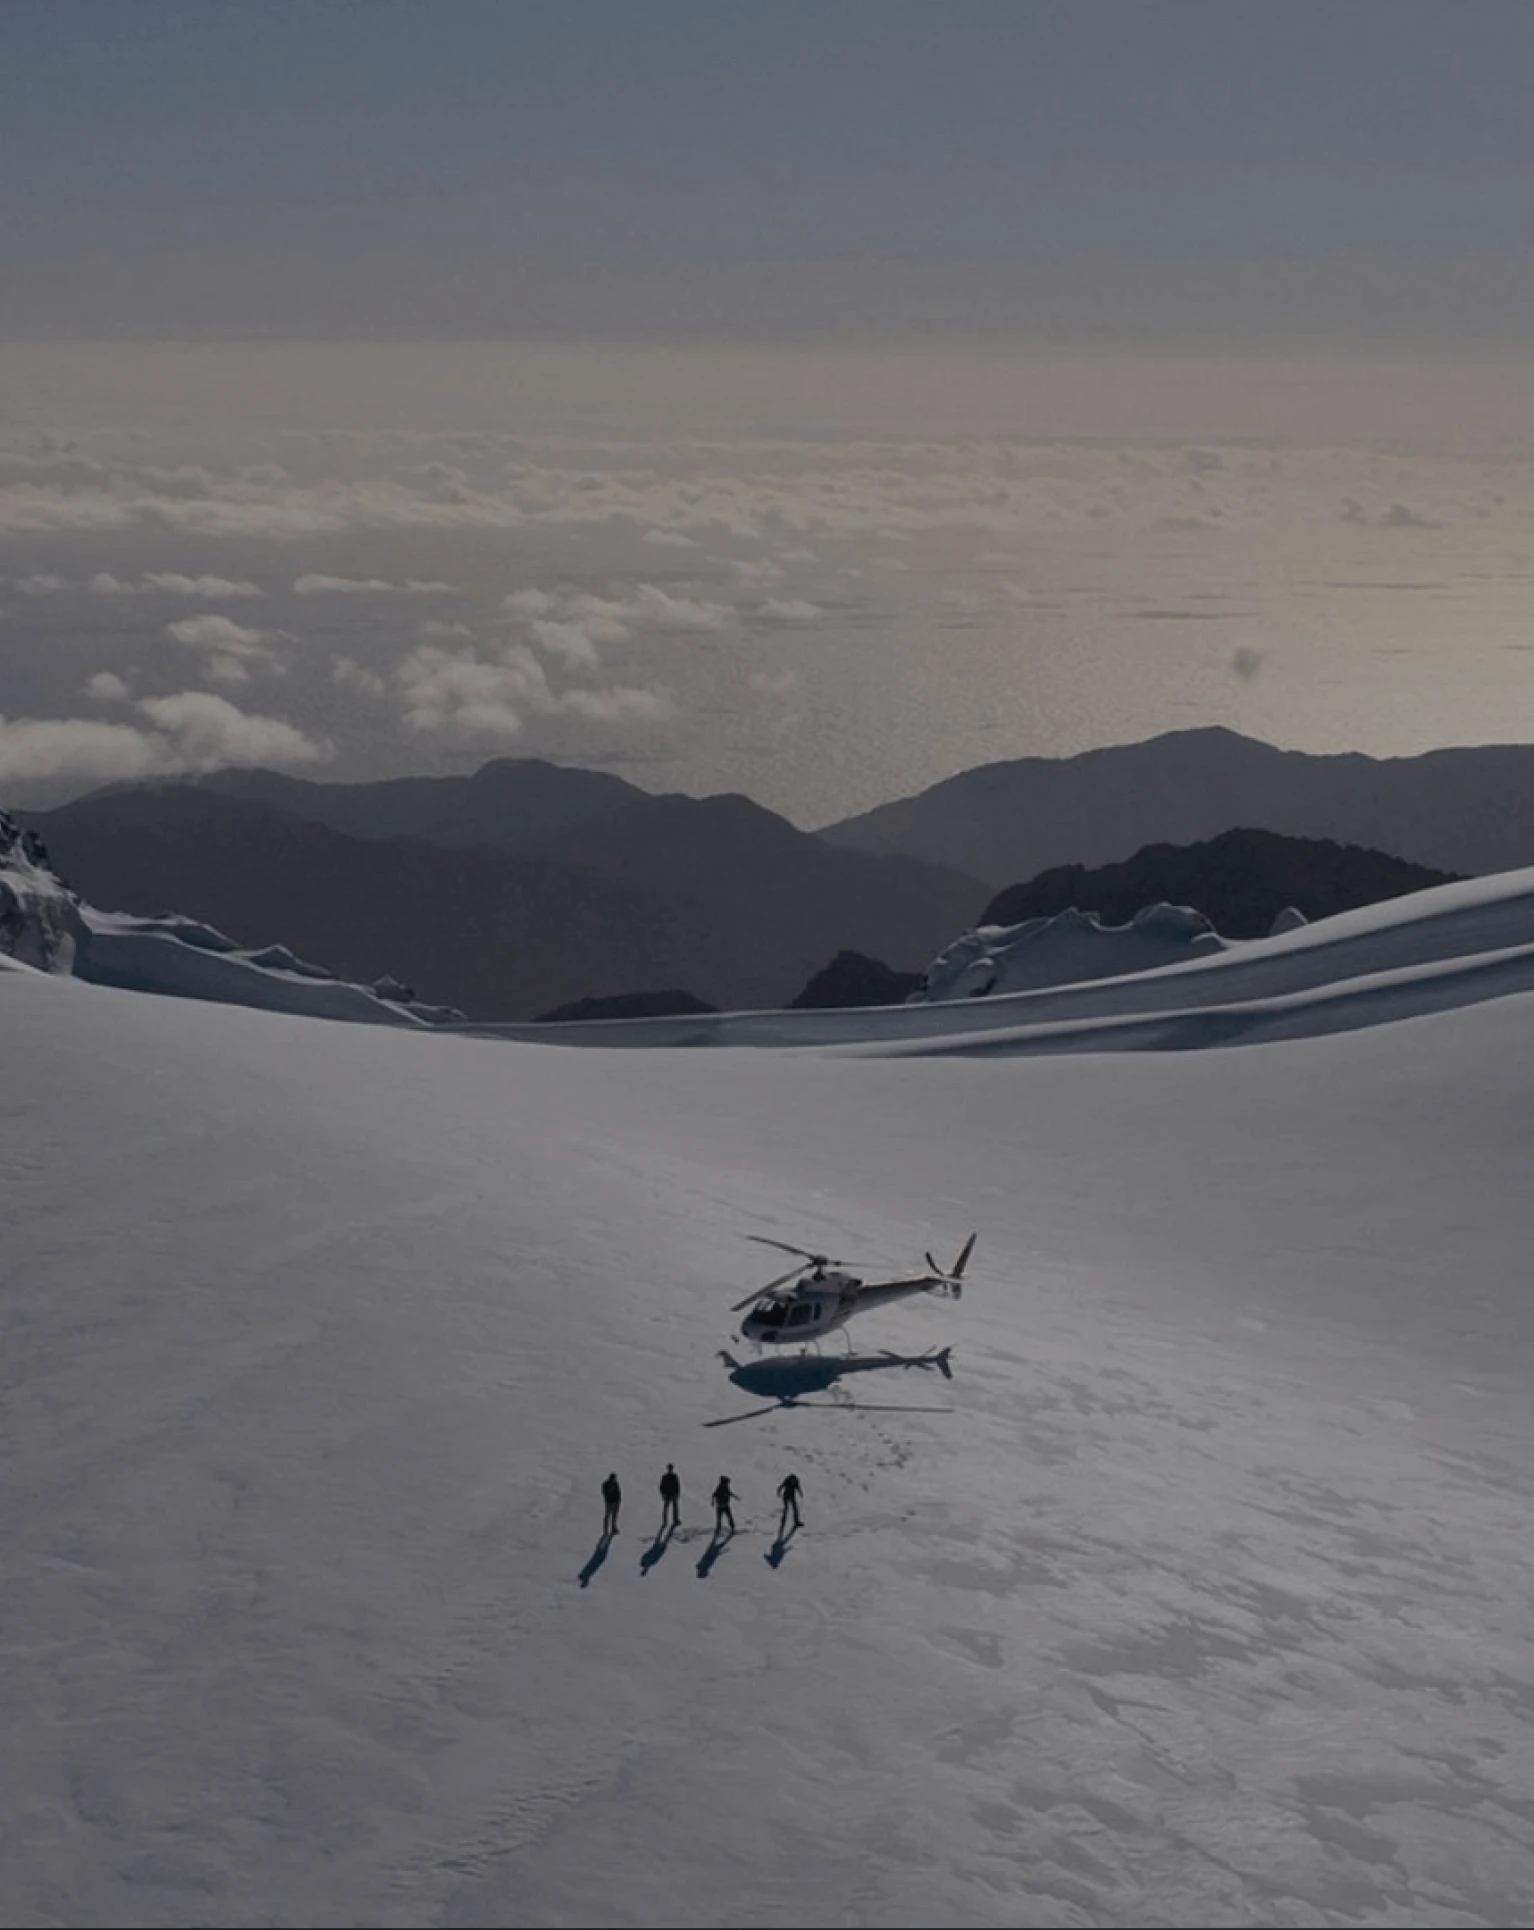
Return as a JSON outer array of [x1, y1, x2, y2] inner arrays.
[[696, 1528, 734, 1578], [640, 1525, 675, 1576], [578, 1532, 612, 1587], [766, 1521, 801, 1569]]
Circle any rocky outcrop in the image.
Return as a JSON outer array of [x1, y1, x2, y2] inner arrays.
[[788, 950, 923, 1010], [980, 828, 1457, 941], [0, 812, 88, 973]]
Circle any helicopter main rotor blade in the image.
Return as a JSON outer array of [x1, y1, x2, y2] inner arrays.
[[729, 1265, 802, 1313], [746, 1234, 822, 1261], [745, 1234, 872, 1270]]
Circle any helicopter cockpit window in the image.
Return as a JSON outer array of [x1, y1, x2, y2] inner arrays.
[[755, 1301, 789, 1328], [788, 1304, 815, 1327]]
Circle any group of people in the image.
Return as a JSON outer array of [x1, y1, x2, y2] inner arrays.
[[599, 1465, 804, 1540]]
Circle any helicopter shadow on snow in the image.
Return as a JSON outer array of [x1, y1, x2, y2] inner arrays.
[[704, 1347, 956, 1428]]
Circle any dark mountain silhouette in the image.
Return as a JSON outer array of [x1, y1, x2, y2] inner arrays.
[[818, 728, 1534, 887], [22, 770, 987, 1020], [981, 828, 1460, 941], [516, 788, 983, 1000], [21, 788, 734, 1021], [196, 757, 645, 849], [187, 761, 990, 997], [788, 950, 923, 1010]]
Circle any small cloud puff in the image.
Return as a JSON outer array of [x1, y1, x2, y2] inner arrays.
[[165, 612, 280, 675], [755, 598, 822, 624], [396, 641, 671, 742], [331, 656, 387, 699], [135, 692, 330, 769], [145, 572, 261, 598], [293, 573, 459, 595], [501, 584, 734, 674], [166, 613, 269, 654], [83, 671, 131, 702], [0, 694, 329, 784], [1338, 499, 1442, 530]]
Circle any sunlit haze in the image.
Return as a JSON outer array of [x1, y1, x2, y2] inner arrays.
[[3, 2, 1533, 818]]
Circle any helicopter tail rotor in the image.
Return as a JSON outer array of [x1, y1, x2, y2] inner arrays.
[[924, 1232, 977, 1298]]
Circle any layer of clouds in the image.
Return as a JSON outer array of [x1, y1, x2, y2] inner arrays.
[[505, 584, 733, 635], [4, 570, 264, 597], [0, 694, 330, 784], [2, 381, 1524, 823]]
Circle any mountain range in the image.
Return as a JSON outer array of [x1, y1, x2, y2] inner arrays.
[[18, 726, 1534, 1021], [820, 726, 1534, 883], [20, 770, 985, 1021]]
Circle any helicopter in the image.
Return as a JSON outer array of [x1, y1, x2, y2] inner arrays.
[[731, 1232, 976, 1349]]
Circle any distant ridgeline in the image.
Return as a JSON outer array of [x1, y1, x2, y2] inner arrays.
[[819, 726, 1534, 885], [19, 761, 985, 1022], [537, 833, 1456, 1018], [10, 742, 1477, 1022], [980, 828, 1460, 942]]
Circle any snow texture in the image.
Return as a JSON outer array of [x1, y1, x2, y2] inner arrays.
[[4, 864, 1534, 1927]]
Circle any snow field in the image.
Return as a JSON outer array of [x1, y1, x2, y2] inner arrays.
[[2, 968, 1534, 1925]]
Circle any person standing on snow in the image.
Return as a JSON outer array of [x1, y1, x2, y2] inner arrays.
[[600, 1472, 622, 1537], [776, 1470, 803, 1532], [659, 1463, 682, 1531], [711, 1475, 736, 1536]]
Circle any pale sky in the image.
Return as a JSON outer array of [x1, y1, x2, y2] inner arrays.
[[4, 0, 1533, 345], [3, 6, 1534, 816]]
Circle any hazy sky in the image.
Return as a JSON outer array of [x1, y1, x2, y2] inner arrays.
[[5, 0, 1534, 344], [3, 6, 1534, 819]]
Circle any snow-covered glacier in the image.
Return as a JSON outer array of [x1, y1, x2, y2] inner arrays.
[[4, 863, 1534, 1927], [0, 807, 456, 1025]]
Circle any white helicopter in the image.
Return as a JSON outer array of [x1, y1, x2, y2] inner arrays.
[[732, 1232, 976, 1349]]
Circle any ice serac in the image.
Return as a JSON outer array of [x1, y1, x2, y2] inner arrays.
[[0, 810, 88, 972], [0, 805, 454, 1025], [914, 902, 1225, 1002]]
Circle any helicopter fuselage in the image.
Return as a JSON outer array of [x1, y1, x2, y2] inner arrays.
[[739, 1268, 947, 1347]]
